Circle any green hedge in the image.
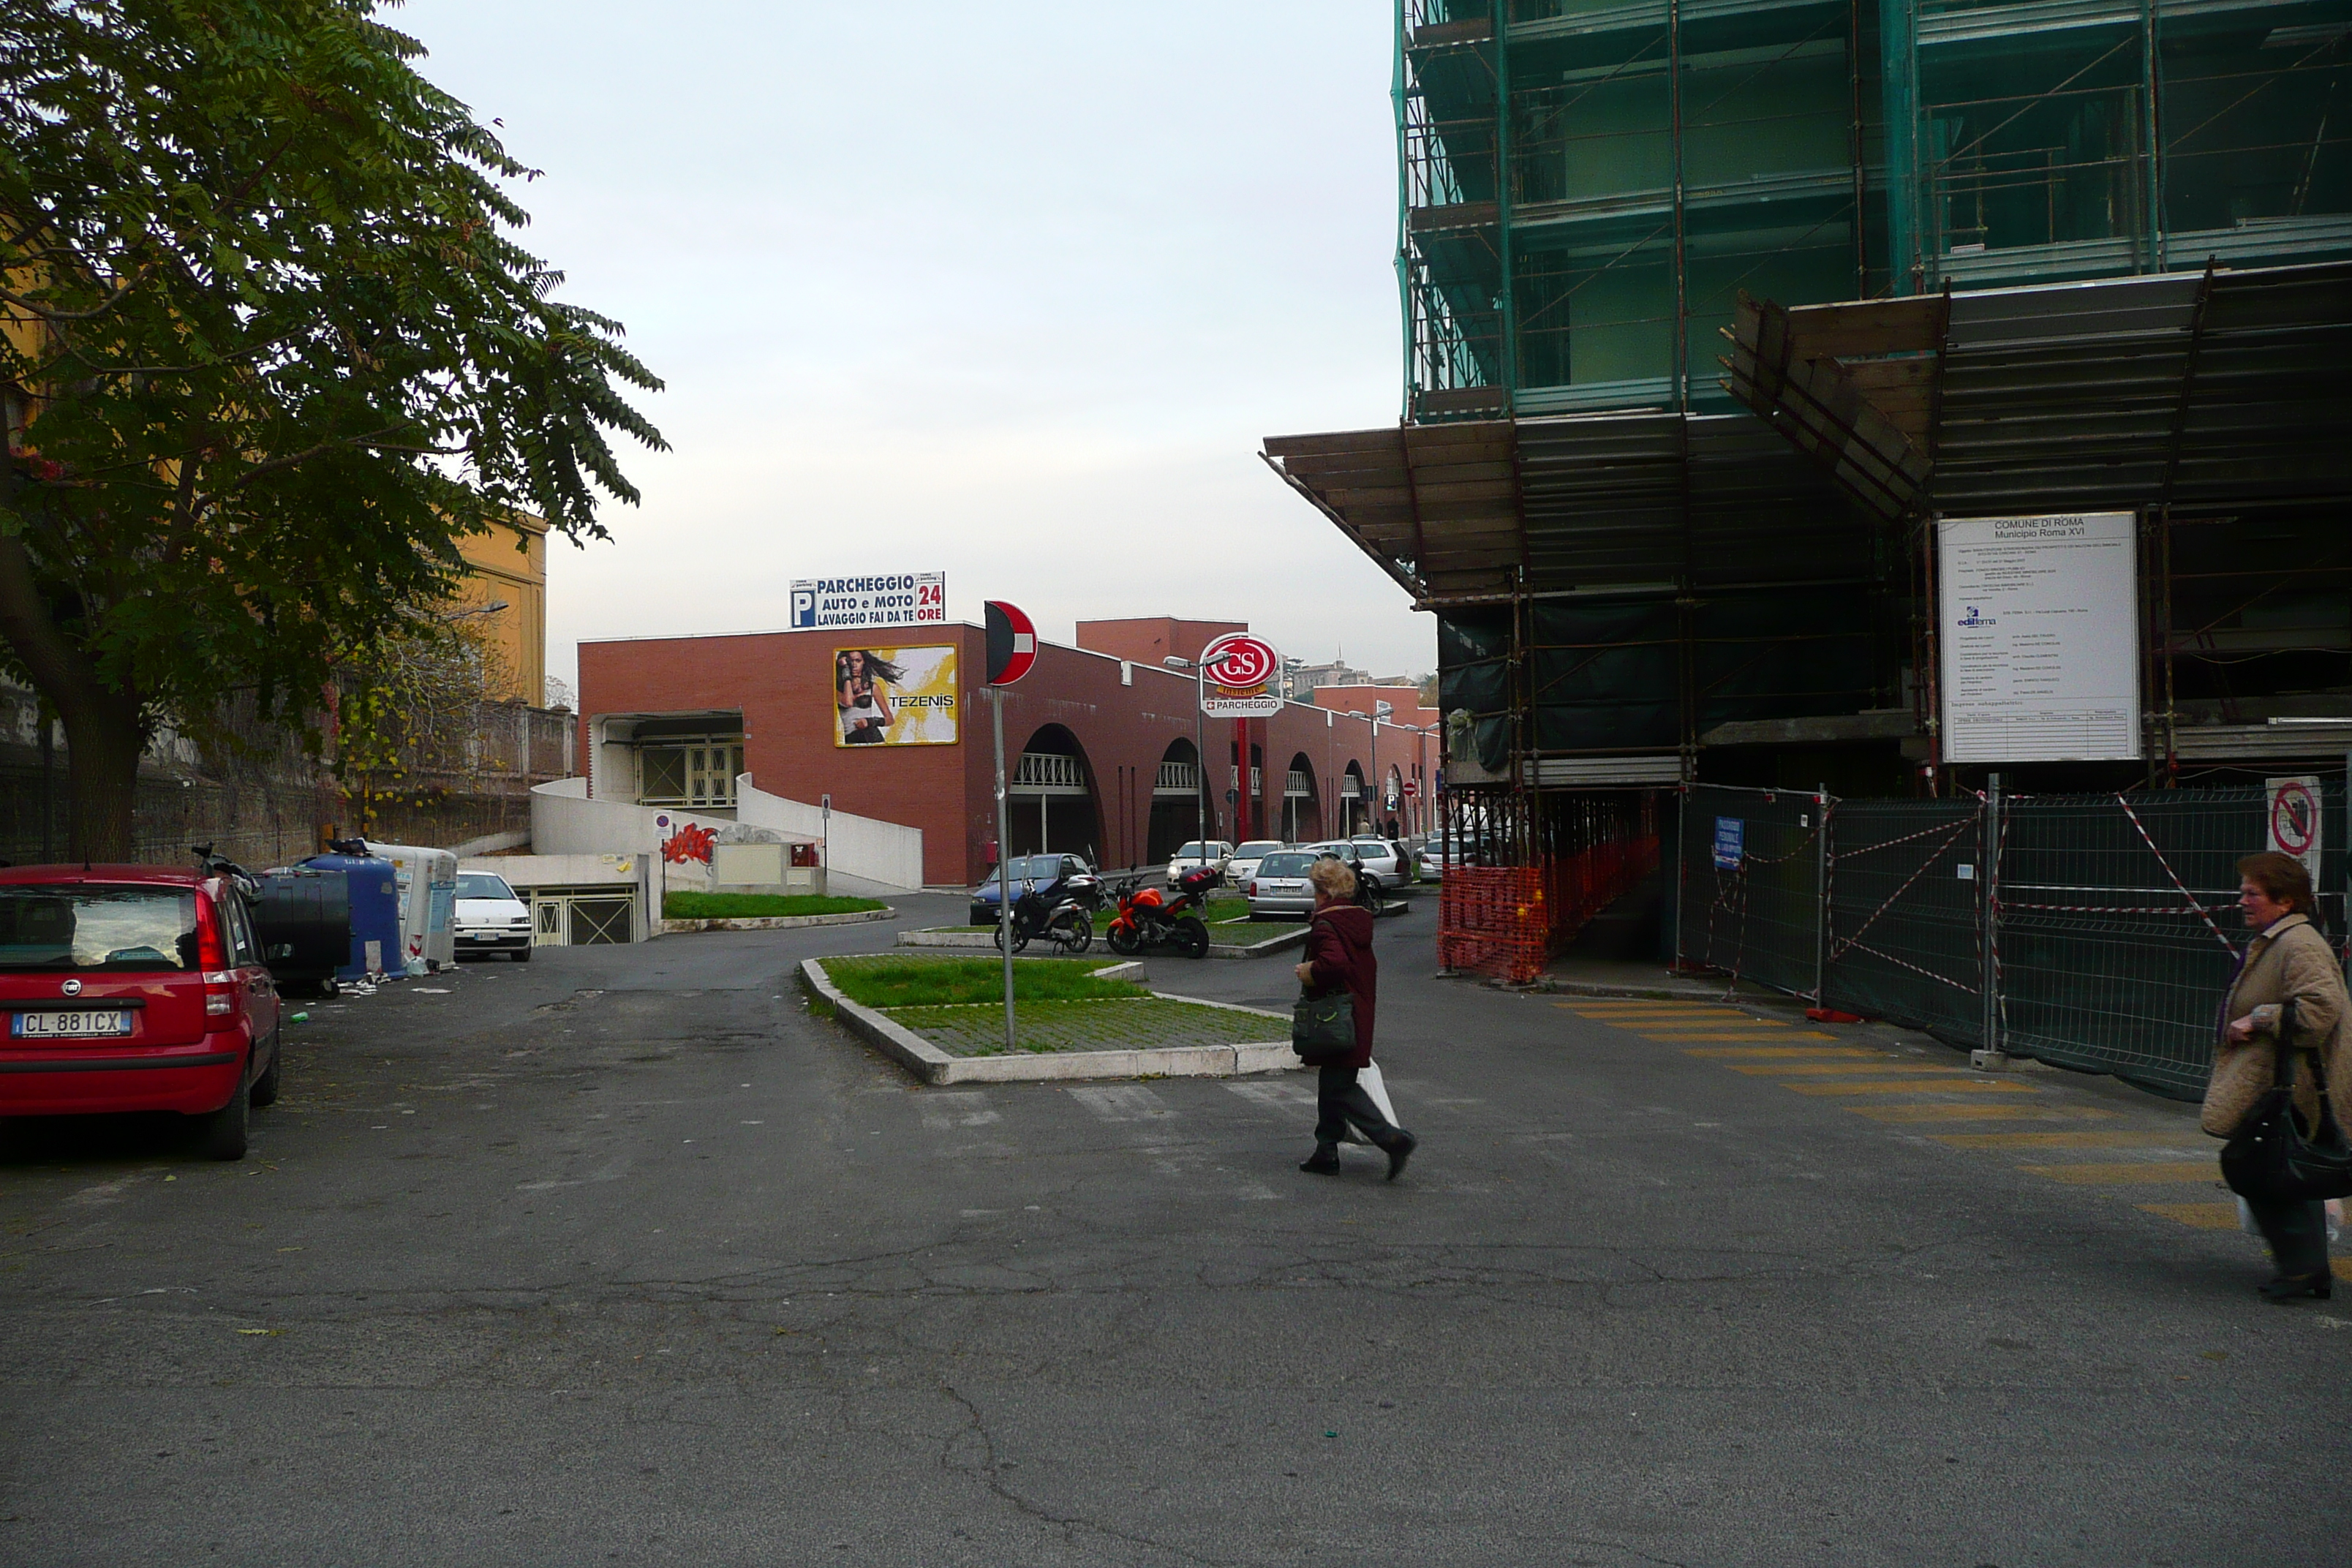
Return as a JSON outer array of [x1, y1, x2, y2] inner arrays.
[[663, 892, 885, 919], [818, 954, 1142, 1008]]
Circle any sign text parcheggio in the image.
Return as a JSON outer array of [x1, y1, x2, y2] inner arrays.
[[790, 573, 946, 632]]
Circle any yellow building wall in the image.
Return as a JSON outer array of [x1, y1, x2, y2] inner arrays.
[[452, 515, 548, 706]]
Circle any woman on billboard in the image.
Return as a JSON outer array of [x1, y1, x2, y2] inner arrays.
[[837, 649, 905, 744]]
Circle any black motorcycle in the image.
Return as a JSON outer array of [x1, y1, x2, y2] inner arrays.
[[991, 874, 1097, 955]]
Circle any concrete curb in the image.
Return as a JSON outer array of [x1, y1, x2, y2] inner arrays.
[[660, 908, 892, 935], [896, 927, 995, 948], [799, 957, 1296, 1085], [1206, 926, 1309, 960]]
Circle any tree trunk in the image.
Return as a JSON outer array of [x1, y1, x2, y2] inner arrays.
[[57, 687, 146, 862], [0, 532, 148, 862]]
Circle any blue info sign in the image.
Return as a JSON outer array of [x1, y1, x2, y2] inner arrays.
[[1712, 817, 1744, 870]]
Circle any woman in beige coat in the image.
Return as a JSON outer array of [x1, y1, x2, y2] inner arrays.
[[2201, 851, 2352, 1302]]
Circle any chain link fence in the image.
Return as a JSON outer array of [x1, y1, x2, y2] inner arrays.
[[1676, 779, 2348, 1101]]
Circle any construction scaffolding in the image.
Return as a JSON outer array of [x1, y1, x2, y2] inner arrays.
[[1398, 1, 2351, 422], [1399, 0, 1881, 421], [1892, 0, 2352, 292]]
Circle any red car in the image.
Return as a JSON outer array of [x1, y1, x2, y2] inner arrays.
[[0, 864, 284, 1160]]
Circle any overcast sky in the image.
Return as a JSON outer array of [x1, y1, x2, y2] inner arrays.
[[394, 1, 1421, 692]]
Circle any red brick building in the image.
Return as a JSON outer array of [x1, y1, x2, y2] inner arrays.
[[577, 621, 1436, 887]]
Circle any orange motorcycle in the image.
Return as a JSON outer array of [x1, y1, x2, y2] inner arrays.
[[1104, 867, 1220, 959]]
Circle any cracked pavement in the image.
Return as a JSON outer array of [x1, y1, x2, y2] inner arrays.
[[1, 894, 2345, 1565]]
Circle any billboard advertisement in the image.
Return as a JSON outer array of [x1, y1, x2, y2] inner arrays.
[[1199, 632, 1284, 717], [834, 645, 959, 747], [791, 573, 946, 632]]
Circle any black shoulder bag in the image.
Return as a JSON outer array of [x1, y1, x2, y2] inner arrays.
[[2220, 999, 2352, 1204], [1292, 989, 1356, 1065]]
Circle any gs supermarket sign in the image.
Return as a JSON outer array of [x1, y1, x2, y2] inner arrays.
[[790, 573, 946, 632]]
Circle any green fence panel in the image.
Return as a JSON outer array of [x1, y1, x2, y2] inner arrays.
[[1823, 798, 1986, 1046], [1994, 784, 2347, 1102], [1676, 784, 1824, 998]]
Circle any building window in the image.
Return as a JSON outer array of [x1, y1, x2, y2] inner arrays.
[[639, 738, 741, 807]]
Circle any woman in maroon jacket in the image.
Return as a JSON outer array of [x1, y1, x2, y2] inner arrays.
[[1295, 856, 1417, 1179]]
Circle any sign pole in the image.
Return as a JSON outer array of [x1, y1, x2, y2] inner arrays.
[[992, 685, 1016, 1055], [981, 601, 1037, 1057]]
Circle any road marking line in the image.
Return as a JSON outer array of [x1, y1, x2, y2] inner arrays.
[[1559, 1010, 1742, 1022], [2018, 1161, 2217, 1185], [1066, 1085, 1174, 1122], [1625, 1024, 1814, 1035], [1727, 1062, 1958, 1076], [1785, 1078, 2038, 1095], [1641, 1030, 1841, 1042], [918, 1091, 1000, 1132], [1847, 1104, 2121, 1123], [1684, 1047, 1886, 1058], [1224, 1081, 1316, 1113], [2337, 1259, 2352, 1284], [1556, 1001, 1729, 1011], [2137, 1202, 2240, 1229], [1939, 1131, 2198, 1149]]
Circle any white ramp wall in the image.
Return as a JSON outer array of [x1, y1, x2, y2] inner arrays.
[[736, 777, 924, 895]]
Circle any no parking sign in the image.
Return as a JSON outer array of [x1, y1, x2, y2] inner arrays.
[[2266, 774, 2323, 883]]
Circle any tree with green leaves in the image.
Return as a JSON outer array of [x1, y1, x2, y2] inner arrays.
[[0, 0, 663, 858]]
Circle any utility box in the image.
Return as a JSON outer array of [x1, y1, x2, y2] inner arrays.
[[711, 842, 785, 891]]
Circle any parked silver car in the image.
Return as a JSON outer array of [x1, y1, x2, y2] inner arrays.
[[1243, 850, 1321, 919], [1226, 840, 1287, 886], [1299, 840, 1387, 904], [1349, 837, 1418, 889]]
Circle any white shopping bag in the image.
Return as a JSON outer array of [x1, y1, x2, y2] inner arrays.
[[1338, 1061, 1401, 1145], [2238, 1195, 2345, 1243]]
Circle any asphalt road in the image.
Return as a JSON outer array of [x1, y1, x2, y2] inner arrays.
[[2, 891, 2346, 1567]]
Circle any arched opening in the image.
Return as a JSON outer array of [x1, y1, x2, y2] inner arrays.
[[1341, 761, 1368, 837], [1381, 766, 1406, 838], [1008, 724, 1101, 862], [1147, 737, 1203, 864], [1284, 753, 1322, 843]]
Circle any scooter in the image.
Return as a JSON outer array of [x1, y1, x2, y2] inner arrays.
[[1104, 866, 1221, 959], [992, 877, 1095, 955]]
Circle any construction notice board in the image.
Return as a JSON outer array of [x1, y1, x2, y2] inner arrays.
[[1938, 512, 2140, 763]]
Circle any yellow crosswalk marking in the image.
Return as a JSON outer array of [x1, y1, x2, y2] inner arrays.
[[1621, 1021, 1801, 1032], [2019, 1161, 2217, 1185], [1938, 1131, 2203, 1149], [1786, 1078, 2038, 1095], [2337, 1259, 2352, 1283], [1565, 1011, 1746, 1023], [1557, 1004, 1728, 1016], [2138, 1202, 2239, 1229], [1728, 1061, 1957, 1076], [1847, 1104, 2120, 1123], [1684, 1047, 1885, 1058], [1633, 1030, 1840, 1041]]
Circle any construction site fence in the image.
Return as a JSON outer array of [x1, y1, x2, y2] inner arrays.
[[1675, 780, 2350, 1101], [1439, 791, 1657, 984]]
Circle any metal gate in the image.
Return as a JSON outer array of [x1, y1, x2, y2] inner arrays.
[[1675, 785, 1825, 999]]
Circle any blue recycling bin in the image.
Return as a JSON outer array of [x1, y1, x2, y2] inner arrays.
[[297, 848, 404, 981]]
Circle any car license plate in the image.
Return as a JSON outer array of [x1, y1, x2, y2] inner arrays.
[[12, 1010, 132, 1039]]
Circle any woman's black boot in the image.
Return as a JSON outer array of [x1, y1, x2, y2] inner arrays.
[[1376, 1128, 1417, 1182], [1299, 1143, 1340, 1175], [2258, 1271, 2332, 1303]]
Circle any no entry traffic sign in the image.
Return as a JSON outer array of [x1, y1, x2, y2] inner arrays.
[[984, 601, 1036, 685]]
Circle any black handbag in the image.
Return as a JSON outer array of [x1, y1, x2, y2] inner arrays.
[[2220, 1000, 2352, 1204], [1292, 990, 1356, 1065]]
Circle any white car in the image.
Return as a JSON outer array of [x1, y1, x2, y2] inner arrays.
[[1349, 837, 1417, 889], [454, 870, 533, 962], [1165, 840, 1234, 881], [1226, 840, 1287, 887]]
